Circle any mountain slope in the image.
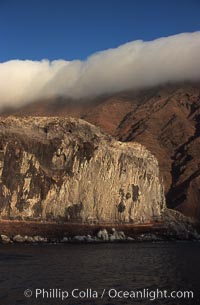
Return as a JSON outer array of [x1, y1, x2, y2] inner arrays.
[[116, 83, 200, 219], [1, 82, 200, 219]]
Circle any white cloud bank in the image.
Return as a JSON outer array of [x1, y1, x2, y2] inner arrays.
[[0, 32, 200, 109]]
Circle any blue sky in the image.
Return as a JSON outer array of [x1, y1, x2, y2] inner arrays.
[[0, 0, 200, 62]]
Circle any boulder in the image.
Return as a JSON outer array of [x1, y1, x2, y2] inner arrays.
[[73, 235, 86, 242], [61, 237, 69, 243], [127, 237, 135, 241], [86, 235, 94, 242], [137, 233, 160, 241], [97, 229, 109, 241], [13, 235, 26, 243], [0, 234, 12, 244], [163, 209, 200, 240], [109, 234, 116, 242], [25, 236, 35, 243], [109, 228, 126, 241], [33, 236, 47, 243]]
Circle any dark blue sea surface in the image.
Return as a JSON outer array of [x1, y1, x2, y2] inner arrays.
[[0, 242, 199, 305]]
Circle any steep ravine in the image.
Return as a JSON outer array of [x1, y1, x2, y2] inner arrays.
[[0, 117, 165, 224]]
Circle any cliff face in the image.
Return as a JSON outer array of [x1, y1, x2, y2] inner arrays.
[[3, 83, 200, 220], [0, 117, 165, 223]]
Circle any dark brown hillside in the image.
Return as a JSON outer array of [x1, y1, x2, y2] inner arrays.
[[116, 83, 200, 219]]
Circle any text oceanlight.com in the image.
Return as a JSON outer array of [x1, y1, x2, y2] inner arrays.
[[24, 288, 194, 301]]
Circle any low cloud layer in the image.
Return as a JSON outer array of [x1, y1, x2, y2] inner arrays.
[[0, 32, 200, 109]]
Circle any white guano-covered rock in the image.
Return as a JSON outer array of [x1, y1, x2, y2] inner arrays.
[[0, 117, 166, 224]]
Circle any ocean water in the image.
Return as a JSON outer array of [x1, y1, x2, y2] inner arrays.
[[0, 242, 199, 305]]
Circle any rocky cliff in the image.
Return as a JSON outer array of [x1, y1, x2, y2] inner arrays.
[[3, 83, 200, 220], [0, 117, 165, 224]]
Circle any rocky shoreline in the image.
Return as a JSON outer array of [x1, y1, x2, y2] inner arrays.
[[1, 209, 200, 245], [1, 226, 200, 245]]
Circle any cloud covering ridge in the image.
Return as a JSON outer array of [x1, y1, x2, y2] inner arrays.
[[0, 32, 200, 109]]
